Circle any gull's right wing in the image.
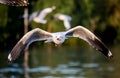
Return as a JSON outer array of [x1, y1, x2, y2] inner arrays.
[[8, 28, 53, 63]]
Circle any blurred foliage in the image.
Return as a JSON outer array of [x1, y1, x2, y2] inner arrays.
[[0, 0, 120, 49]]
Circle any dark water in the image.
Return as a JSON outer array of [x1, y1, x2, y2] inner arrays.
[[0, 43, 119, 78]]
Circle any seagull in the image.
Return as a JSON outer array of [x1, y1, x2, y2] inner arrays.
[[0, 0, 29, 6], [28, 6, 56, 24], [8, 26, 113, 63], [54, 13, 72, 30]]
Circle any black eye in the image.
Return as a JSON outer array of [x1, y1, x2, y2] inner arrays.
[[0, 0, 29, 6]]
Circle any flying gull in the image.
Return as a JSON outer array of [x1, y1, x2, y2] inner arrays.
[[8, 26, 113, 63], [28, 6, 56, 24], [54, 13, 72, 30], [0, 0, 29, 6]]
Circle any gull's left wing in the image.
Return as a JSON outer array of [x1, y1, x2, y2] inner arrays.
[[0, 0, 29, 6], [65, 26, 113, 58]]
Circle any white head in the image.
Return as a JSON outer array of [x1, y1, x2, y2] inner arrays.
[[52, 33, 66, 45], [51, 6, 56, 10]]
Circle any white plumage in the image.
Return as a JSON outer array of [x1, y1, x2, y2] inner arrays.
[[8, 26, 113, 63], [29, 6, 56, 24], [54, 13, 72, 30]]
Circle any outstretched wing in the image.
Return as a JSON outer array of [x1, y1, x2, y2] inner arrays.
[[0, 0, 29, 6], [54, 13, 72, 30], [63, 20, 71, 30], [38, 6, 56, 19], [65, 26, 113, 58], [28, 11, 39, 23], [8, 28, 53, 63]]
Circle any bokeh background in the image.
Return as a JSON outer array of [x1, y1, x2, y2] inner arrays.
[[0, 0, 120, 78]]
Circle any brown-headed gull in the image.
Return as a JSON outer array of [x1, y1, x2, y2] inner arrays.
[[0, 0, 29, 6], [8, 26, 113, 63], [54, 13, 72, 30], [28, 6, 56, 24]]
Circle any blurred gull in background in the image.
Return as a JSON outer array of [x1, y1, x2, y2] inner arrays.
[[54, 13, 72, 30], [25, 6, 56, 24]]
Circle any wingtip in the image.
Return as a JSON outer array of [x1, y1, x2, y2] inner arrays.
[[8, 54, 13, 64], [108, 51, 113, 59]]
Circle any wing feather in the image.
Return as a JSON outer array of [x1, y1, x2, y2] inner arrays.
[[8, 28, 52, 63], [65, 26, 113, 58]]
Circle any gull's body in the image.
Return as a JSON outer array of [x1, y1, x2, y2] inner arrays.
[[8, 26, 113, 63], [29, 6, 56, 24], [54, 13, 72, 30], [0, 0, 29, 6]]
